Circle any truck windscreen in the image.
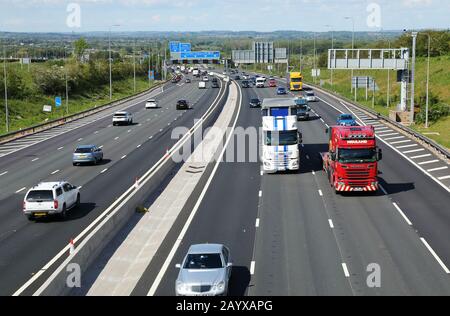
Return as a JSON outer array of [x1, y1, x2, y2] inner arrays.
[[338, 148, 377, 163], [264, 131, 298, 146], [291, 78, 302, 82]]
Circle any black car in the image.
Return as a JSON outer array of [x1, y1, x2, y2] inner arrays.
[[185, 78, 191, 83], [176, 100, 189, 110], [242, 81, 250, 88], [250, 98, 262, 108], [234, 75, 241, 80], [212, 81, 219, 88], [212, 77, 218, 83]]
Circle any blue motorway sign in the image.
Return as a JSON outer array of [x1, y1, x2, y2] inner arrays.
[[180, 43, 191, 53], [55, 96, 62, 107], [180, 51, 220, 59], [170, 42, 180, 53]]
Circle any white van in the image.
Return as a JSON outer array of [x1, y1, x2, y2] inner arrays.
[[199, 81, 206, 89], [256, 77, 266, 88]]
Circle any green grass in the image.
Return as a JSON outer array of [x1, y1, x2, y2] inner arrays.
[[0, 74, 159, 135], [241, 55, 450, 150]]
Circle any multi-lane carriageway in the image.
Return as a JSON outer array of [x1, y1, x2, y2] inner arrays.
[[145, 73, 450, 296], [1, 68, 450, 296], [0, 74, 224, 295]]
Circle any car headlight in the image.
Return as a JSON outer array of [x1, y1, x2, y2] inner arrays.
[[213, 281, 225, 292], [176, 281, 188, 292]]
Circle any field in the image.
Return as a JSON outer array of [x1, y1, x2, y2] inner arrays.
[[0, 62, 158, 135]]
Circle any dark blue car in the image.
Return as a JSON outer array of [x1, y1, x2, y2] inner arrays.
[[277, 87, 287, 95], [337, 114, 357, 126]]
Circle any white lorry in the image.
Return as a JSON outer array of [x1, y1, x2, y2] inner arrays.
[[198, 81, 206, 89], [261, 98, 301, 173]]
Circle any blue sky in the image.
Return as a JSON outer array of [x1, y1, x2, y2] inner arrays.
[[0, 0, 449, 33]]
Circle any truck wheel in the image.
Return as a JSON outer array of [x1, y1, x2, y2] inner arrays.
[[60, 204, 67, 220]]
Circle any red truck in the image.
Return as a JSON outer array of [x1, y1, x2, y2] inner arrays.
[[321, 125, 382, 193]]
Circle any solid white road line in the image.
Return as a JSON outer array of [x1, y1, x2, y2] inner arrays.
[[403, 149, 425, 154], [418, 160, 440, 165], [342, 263, 350, 277], [411, 154, 432, 159], [420, 238, 450, 274], [392, 202, 412, 226], [438, 175, 450, 180], [16, 187, 26, 193], [385, 136, 405, 141], [51, 170, 60, 175], [147, 81, 241, 296], [328, 219, 334, 229], [250, 261, 256, 275], [427, 166, 448, 172], [396, 144, 418, 149]]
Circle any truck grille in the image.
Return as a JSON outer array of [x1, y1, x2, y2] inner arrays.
[[344, 169, 371, 186], [191, 285, 211, 293]]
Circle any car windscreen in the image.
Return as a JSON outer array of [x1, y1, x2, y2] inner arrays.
[[26, 190, 54, 202], [75, 147, 93, 153], [338, 148, 377, 163], [251, 99, 260, 103], [307, 92, 315, 96], [340, 115, 353, 121], [114, 113, 126, 117], [184, 253, 223, 269], [264, 130, 298, 146]]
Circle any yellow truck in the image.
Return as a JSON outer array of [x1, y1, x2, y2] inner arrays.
[[286, 72, 303, 91]]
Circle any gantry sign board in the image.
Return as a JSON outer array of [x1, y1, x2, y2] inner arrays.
[[169, 41, 220, 64], [328, 48, 410, 112], [328, 48, 409, 70], [352, 76, 379, 91]]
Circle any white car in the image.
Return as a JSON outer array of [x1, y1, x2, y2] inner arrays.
[[113, 111, 133, 126], [145, 99, 158, 109], [23, 182, 80, 220], [203, 76, 209, 82], [305, 91, 317, 102], [209, 72, 214, 76]]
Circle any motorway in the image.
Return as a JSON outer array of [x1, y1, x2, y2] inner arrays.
[[136, 72, 450, 296], [0, 73, 223, 295]]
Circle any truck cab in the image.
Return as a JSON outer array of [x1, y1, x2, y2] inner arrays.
[[261, 98, 302, 173], [321, 126, 382, 193], [287, 72, 303, 91]]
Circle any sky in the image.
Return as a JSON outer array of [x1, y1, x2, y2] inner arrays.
[[0, 0, 449, 33]]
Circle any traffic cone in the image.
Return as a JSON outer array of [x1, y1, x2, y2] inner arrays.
[[69, 239, 75, 255]]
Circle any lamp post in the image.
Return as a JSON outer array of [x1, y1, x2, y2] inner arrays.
[[424, 33, 431, 128], [345, 17, 355, 93], [109, 24, 120, 100], [325, 25, 334, 87], [410, 31, 418, 124], [3, 44, 8, 133]]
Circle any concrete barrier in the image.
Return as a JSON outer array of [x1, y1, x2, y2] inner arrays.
[[33, 78, 232, 296]]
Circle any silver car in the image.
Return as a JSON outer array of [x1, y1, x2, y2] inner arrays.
[[175, 244, 232, 296]]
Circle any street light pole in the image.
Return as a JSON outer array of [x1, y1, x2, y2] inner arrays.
[[325, 25, 334, 87], [425, 33, 431, 128], [109, 27, 112, 100], [410, 31, 418, 124], [345, 17, 355, 93], [3, 44, 9, 133], [133, 39, 136, 93], [313, 32, 316, 84]]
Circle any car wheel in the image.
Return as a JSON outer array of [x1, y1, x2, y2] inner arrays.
[[76, 194, 81, 208], [73, 162, 77, 166], [27, 214, 35, 221], [60, 204, 67, 220]]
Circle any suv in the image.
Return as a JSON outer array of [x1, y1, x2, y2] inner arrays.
[[23, 182, 80, 220], [241, 81, 250, 88], [73, 145, 103, 166], [113, 111, 133, 126], [176, 100, 190, 110], [250, 98, 262, 108]]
